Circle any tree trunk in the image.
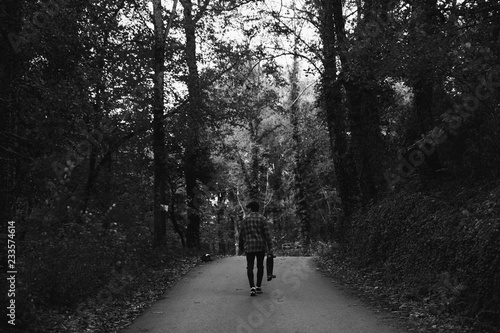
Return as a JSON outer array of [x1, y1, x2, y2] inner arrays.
[[408, 0, 443, 173], [181, 0, 203, 249], [169, 186, 186, 247], [412, 0, 438, 135], [333, 0, 382, 206], [249, 136, 261, 202], [290, 45, 310, 248], [152, 0, 168, 247], [217, 191, 226, 255], [318, 0, 355, 226]]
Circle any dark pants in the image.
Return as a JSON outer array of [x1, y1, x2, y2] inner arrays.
[[246, 251, 265, 288]]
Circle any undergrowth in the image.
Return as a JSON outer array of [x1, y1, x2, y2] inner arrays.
[[1, 218, 201, 333], [319, 177, 500, 332]]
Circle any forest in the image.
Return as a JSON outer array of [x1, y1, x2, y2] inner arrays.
[[1, 0, 499, 332]]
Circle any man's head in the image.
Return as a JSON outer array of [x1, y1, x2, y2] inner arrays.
[[246, 201, 259, 212]]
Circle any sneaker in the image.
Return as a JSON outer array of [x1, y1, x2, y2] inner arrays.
[[256, 287, 262, 294], [250, 287, 256, 296]]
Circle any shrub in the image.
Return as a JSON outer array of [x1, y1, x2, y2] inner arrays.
[[343, 179, 500, 326]]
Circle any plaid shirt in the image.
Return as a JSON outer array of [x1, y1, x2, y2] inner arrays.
[[239, 212, 272, 253]]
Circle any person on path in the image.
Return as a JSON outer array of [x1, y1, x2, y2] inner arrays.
[[238, 201, 273, 296]]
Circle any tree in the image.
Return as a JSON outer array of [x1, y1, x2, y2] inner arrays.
[[404, 0, 445, 174], [151, 0, 168, 247], [337, 0, 391, 205], [180, 0, 209, 249], [315, 0, 356, 229], [288, 24, 311, 248]]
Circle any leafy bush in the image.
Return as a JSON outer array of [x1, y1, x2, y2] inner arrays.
[[13, 208, 157, 330], [342, 179, 500, 328], [21, 230, 119, 308]]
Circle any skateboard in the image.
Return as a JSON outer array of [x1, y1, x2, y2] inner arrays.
[[266, 253, 276, 281]]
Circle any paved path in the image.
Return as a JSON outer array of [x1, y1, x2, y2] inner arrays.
[[122, 256, 407, 333]]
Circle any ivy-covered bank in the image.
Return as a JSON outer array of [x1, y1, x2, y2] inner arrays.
[[318, 178, 500, 333], [2, 243, 201, 333]]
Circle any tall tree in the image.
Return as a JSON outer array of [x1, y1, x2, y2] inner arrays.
[[152, 0, 168, 246], [403, 0, 444, 174], [180, 0, 206, 248], [316, 0, 356, 229], [408, 0, 441, 136], [333, 0, 388, 205], [78, 0, 128, 213], [289, 26, 311, 248]]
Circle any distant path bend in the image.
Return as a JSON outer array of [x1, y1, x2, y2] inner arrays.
[[122, 256, 408, 333]]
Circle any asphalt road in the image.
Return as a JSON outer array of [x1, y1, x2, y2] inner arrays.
[[121, 256, 408, 333]]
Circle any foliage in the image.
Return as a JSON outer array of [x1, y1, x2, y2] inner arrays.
[[336, 178, 500, 331], [11, 234, 200, 332]]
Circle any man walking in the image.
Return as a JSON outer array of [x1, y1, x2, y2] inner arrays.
[[238, 201, 273, 296]]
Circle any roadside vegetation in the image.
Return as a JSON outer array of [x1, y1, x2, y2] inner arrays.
[[317, 178, 500, 333]]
